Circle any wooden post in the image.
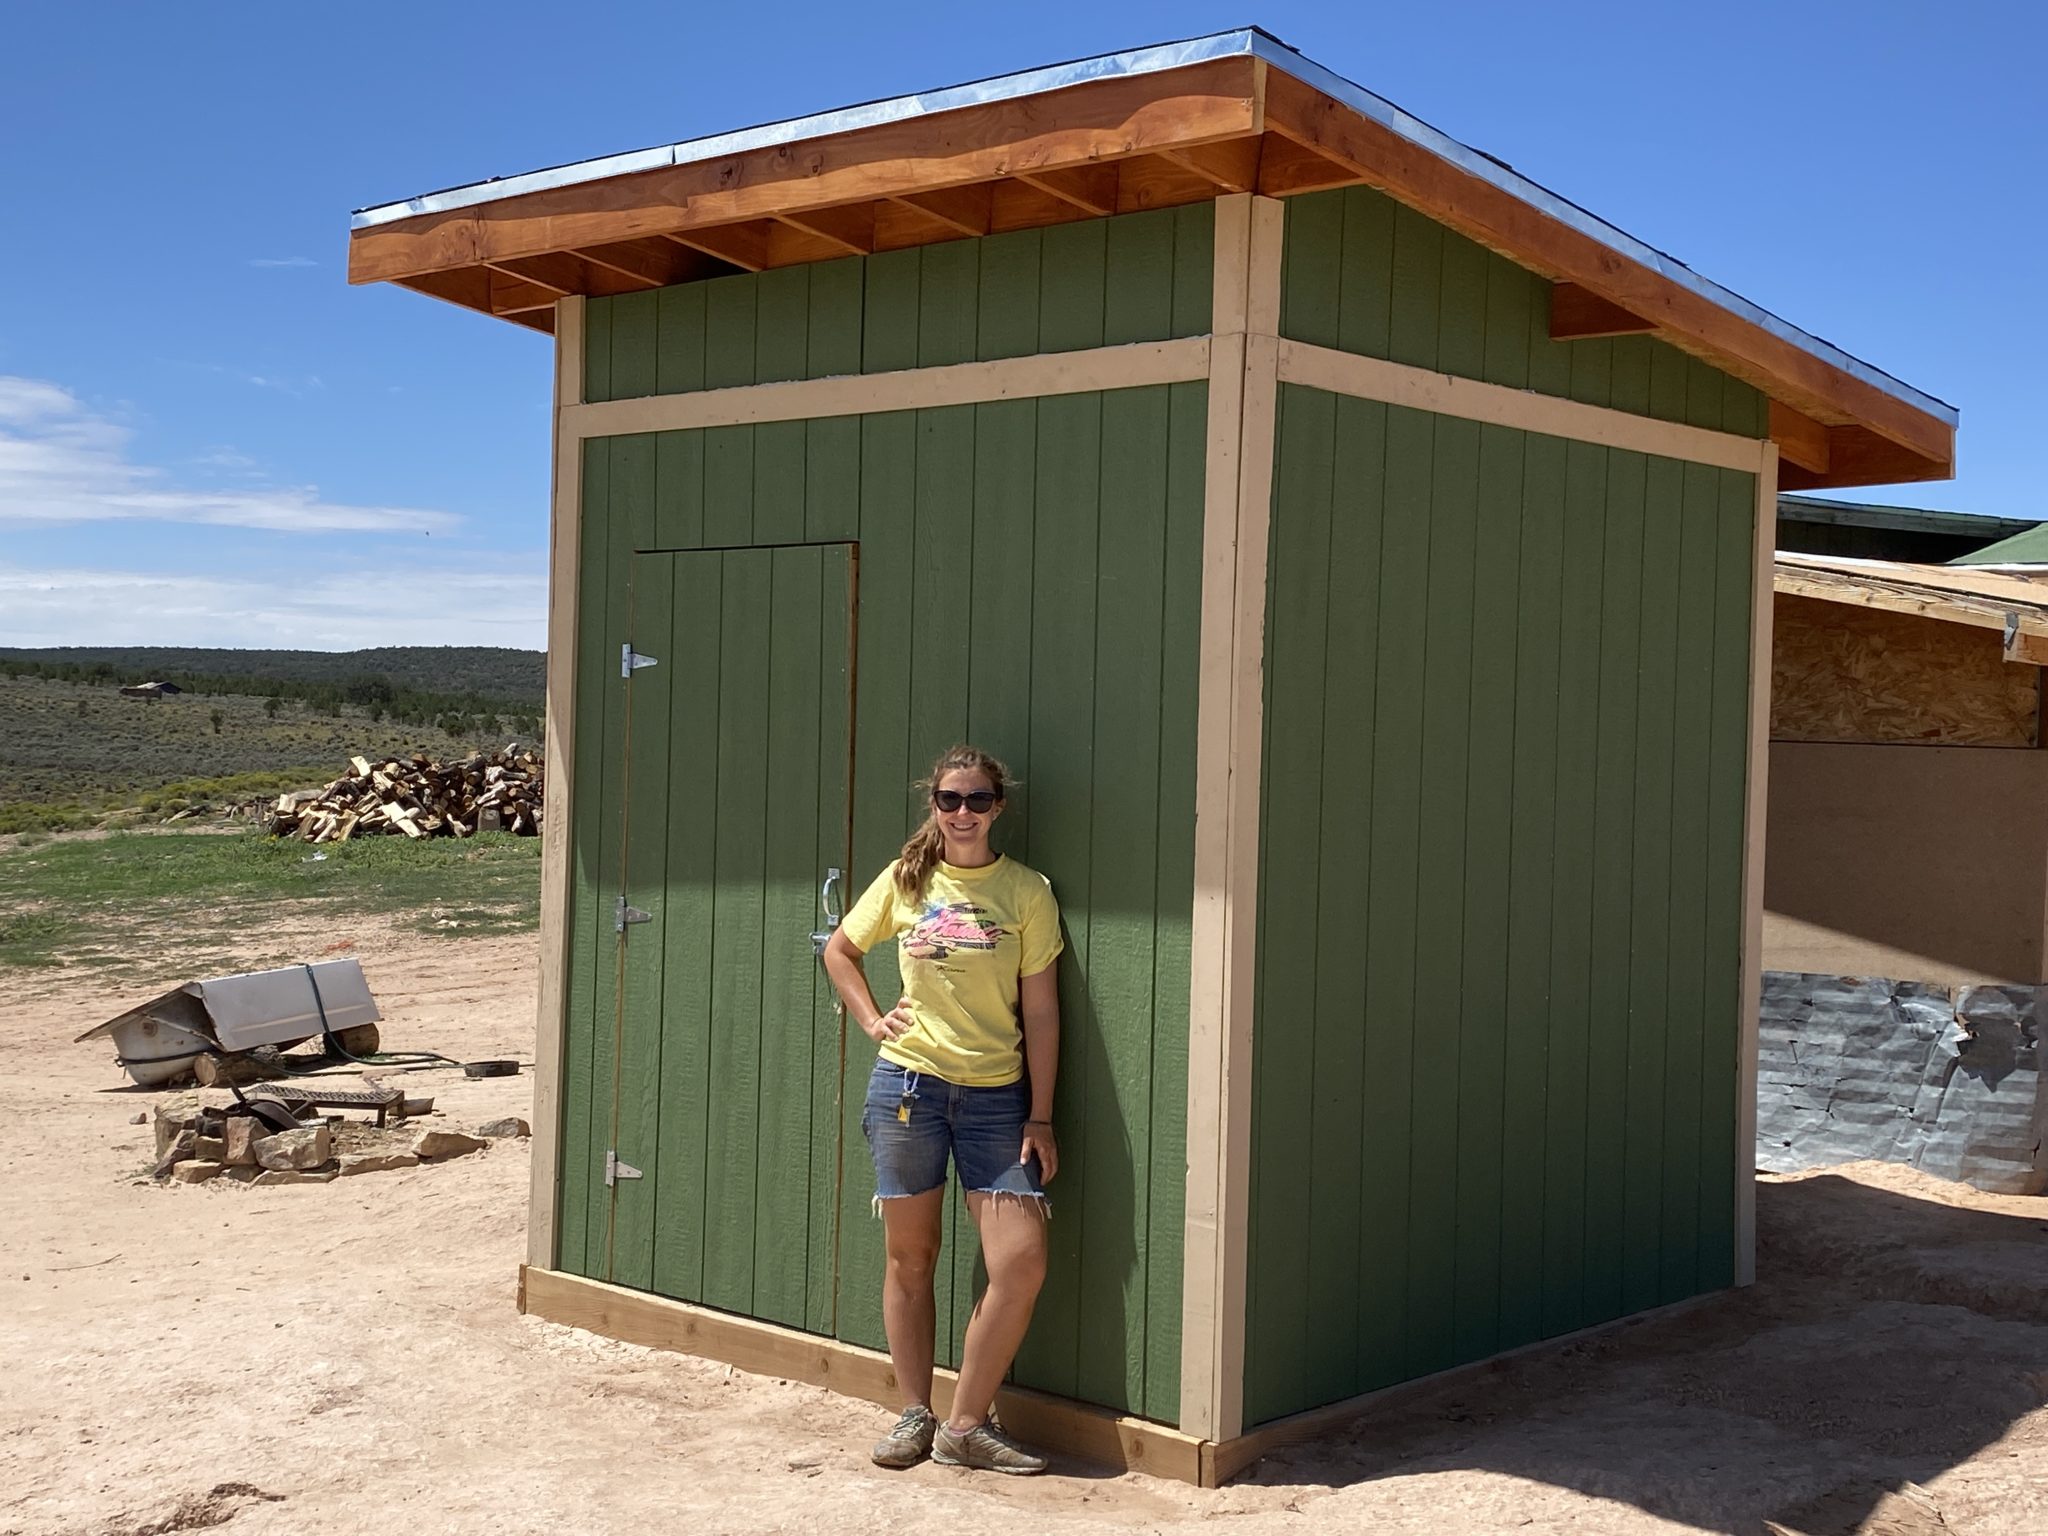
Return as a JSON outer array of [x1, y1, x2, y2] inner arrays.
[[1735, 441, 1778, 1286], [1182, 192, 1283, 1445], [528, 295, 586, 1271]]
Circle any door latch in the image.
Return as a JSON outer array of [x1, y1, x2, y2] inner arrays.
[[620, 644, 659, 678], [604, 1150, 643, 1187], [810, 867, 844, 957], [615, 896, 652, 933]]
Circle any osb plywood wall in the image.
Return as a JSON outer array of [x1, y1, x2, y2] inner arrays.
[[1771, 593, 2042, 747]]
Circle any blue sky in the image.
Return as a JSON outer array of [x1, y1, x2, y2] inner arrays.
[[1, 2, 2039, 650]]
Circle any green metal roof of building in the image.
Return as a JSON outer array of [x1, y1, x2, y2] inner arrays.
[[1952, 520, 2048, 565]]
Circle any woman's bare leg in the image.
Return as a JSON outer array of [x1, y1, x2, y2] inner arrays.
[[880, 1187, 946, 1409], [948, 1191, 1048, 1428]]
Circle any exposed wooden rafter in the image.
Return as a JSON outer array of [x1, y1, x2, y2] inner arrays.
[[664, 224, 770, 272], [887, 185, 994, 237], [1015, 163, 1120, 216], [1162, 137, 1262, 193], [1769, 400, 1831, 476], [1549, 281, 1655, 341], [774, 203, 878, 257]]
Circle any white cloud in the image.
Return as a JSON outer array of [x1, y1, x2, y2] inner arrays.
[[0, 375, 460, 534], [249, 257, 317, 269], [0, 562, 546, 650]]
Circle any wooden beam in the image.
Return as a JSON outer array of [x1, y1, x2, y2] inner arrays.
[[528, 295, 585, 1271], [989, 178, 1097, 234], [1162, 136, 1262, 193], [1774, 565, 2048, 651], [1115, 153, 1225, 215], [574, 236, 722, 287], [349, 54, 1261, 282], [395, 267, 492, 315], [1736, 446, 1776, 1289], [519, 1266, 1208, 1483], [1776, 423, 1951, 491], [887, 184, 993, 237], [1258, 68, 1954, 474], [487, 270, 561, 315], [491, 251, 655, 300], [773, 202, 877, 256], [565, 337, 1210, 439], [1276, 338, 1769, 473], [1182, 193, 1283, 1449], [761, 221, 860, 269], [1769, 400, 1831, 476], [1254, 131, 1356, 197], [1015, 163, 1120, 216], [1549, 281, 1655, 340], [663, 223, 769, 272]]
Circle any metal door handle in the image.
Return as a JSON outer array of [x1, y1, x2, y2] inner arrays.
[[811, 867, 844, 958]]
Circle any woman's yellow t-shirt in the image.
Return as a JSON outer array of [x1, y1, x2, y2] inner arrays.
[[838, 855, 1063, 1087]]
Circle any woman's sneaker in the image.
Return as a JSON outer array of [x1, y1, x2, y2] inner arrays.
[[932, 1420, 1048, 1475], [870, 1404, 937, 1468]]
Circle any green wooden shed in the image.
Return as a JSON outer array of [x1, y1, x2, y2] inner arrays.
[[348, 28, 1957, 1483]]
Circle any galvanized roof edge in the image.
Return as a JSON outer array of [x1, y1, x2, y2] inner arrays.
[[347, 30, 1260, 228], [349, 26, 1956, 430]]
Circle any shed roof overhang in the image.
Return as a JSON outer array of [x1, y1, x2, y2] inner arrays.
[[347, 29, 1956, 491]]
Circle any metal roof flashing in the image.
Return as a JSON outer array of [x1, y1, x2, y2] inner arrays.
[[350, 28, 1954, 430]]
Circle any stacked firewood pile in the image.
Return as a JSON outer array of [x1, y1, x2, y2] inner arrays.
[[267, 747, 544, 842]]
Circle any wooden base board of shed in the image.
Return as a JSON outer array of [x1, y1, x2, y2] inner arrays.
[[517, 1266, 1210, 1483], [520, 1267, 1720, 1487]]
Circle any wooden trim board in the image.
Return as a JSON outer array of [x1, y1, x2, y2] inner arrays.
[[1181, 193, 1284, 1448], [1275, 337, 1771, 473], [1735, 445, 1778, 1287], [563, 337, 1211, 439], [519, 1267, 1207, 1483], [528, 296, 586, 1272]]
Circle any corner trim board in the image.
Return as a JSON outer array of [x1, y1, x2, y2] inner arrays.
[[1735, 445, 1777, 1286], [1181, 192, 1283, 1449], [562, 337, 1212, 439], [529, 295, 586, 1271], [1273, 338, 1772, 473]]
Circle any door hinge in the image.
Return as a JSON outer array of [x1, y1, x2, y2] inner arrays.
[[615, 895, 652, 933], [604, 1150, 643, 1187], [621, 643, 659, 678]]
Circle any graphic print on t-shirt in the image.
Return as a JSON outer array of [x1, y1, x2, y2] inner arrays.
[[902, 901, 1004, 963]]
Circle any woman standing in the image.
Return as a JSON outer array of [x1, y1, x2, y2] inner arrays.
[[822, 744, 1061, 1475]]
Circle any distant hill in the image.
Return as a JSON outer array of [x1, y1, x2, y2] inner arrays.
[[0, 646, 544, 705]]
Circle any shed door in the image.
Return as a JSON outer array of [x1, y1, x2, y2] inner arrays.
[[601, 541, 855, 1336]]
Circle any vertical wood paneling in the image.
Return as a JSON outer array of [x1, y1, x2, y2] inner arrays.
[[563, 215, 1209, 1422], [1246, 385, 1334, 1417], [1247, 379, 1756, 1425], [1278, 186, 1766, 437], [702, 550, 773, 1314], [807, 545, 854, 1336], [651, 554, 723, 1302], [606, 440, 662, 1289], [556, 441, 610, 1275], [583, 205, 1212, 401], [754, 547, 826, 1328]]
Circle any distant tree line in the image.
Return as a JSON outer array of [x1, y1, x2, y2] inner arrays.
[[0, 656, 543, 742]]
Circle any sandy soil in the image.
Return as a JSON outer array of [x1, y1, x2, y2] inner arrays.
[[5, 926, 2045, 1536]]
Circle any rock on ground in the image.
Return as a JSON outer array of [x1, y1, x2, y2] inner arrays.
[[479, 1117, 531, 1138], [253, 1124, 331, 1171], [412, 1129, 486, 1160]]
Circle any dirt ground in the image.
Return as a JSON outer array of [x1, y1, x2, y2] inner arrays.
[[5, 927, 2044, 1536]]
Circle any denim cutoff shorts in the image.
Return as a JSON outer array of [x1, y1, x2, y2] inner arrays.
[[862, 1059, 1045, 1202]]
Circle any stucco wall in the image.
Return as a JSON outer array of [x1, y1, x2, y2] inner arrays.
[[1765, 742, 2048, 986]]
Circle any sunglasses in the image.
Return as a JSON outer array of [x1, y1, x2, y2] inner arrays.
[[932, 789, 1000, 814]]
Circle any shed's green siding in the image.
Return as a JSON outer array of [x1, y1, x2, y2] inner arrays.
[[557, 215, 1207, 1424], [1244, 382, 1755, 1427], [581, 204, 1215, 403], [1278, 187, 1769, 439]]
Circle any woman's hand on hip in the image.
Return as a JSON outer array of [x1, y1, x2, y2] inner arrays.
[[1020, 1119, 1058, 1183], [862, 996, 916, 1045]]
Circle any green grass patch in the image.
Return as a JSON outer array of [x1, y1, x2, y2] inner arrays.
[[0, 829, 542, 971]]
